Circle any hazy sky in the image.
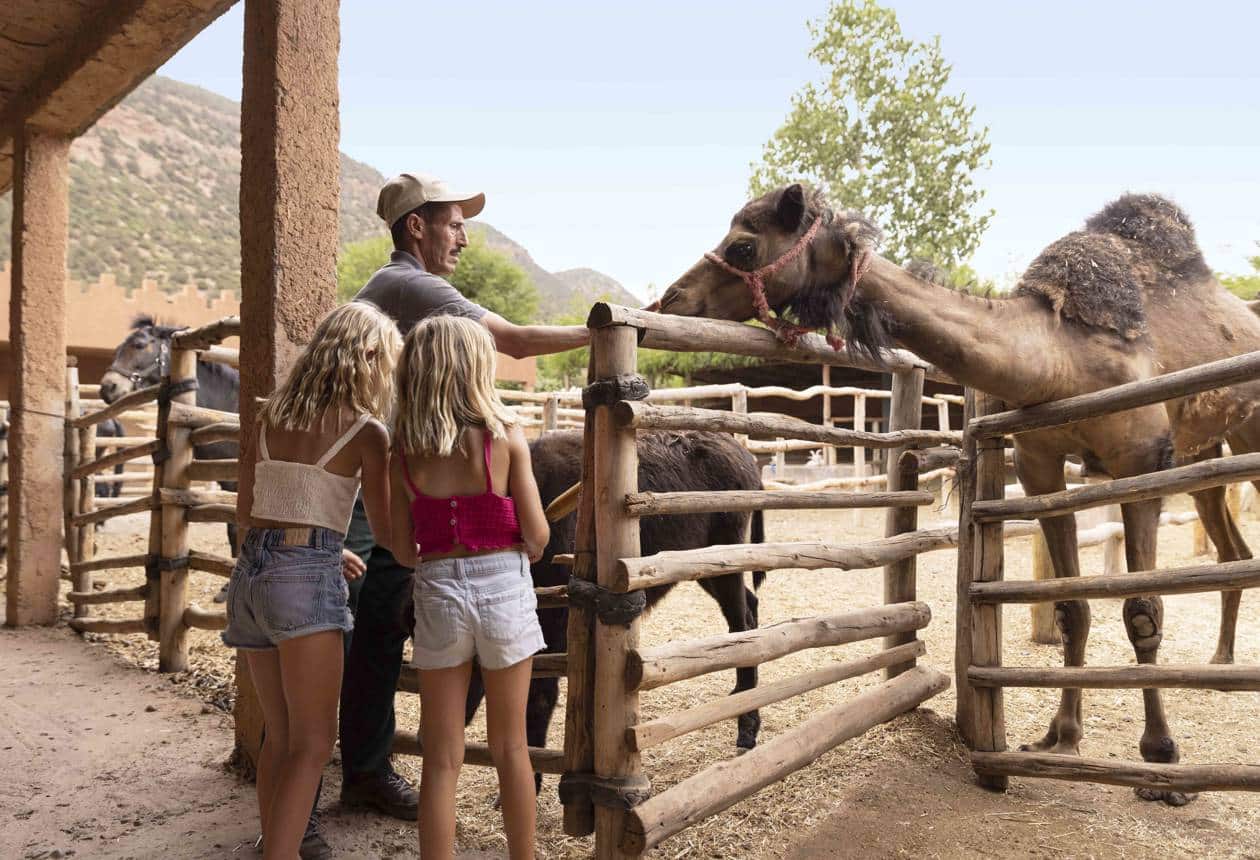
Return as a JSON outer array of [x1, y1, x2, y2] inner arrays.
[[161, 1, 1260, 299]]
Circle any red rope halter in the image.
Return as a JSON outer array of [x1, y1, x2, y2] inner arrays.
[[703, 215, 845, 350]]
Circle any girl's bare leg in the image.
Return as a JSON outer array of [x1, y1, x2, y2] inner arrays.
[[244, 649, 287, 839], [483, 657, 535, 860], [263, 630, 344, 860], [418, 662, 474, 860]]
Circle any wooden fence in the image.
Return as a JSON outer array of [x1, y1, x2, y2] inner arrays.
[[955, 350, 1260, 795]]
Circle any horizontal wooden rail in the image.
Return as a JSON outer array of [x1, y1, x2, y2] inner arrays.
[[615, 527, 967, 592], [624, 489, 934, 517], [972, 453, 1260, 522], [93, 435, 156, 449], [161, 488, 237, 508], [185, 503, 237, 524], [186, 459, 239, 483], [171, 316, 240, 350], [968, 664, 1260, 691], [587, 302, 945, 379], [615, 402, 961, 450], [627, 601, 931, 691], [71, 439, 160, 479], [971, 557, 1260, 603], [188, 550, 236, 577], [970, 349, 1260, 438], [624, 665, 950, 854], [398, 653, 565, 692], [67, 584, 148, 605], [628, 640, 926, 752], [535, 584, 567, 609], [168, 401, 238, 429], [69, 384, 162, 429], [391, 730, 564, 774], [183, 604, 227, 631], [69, 617, 148, 635], [200, 345, 239, 367], [71, 495, 156, 526], [971, 751, 1260, 793], [69, 553, 150, 575], [189, 421, 240, 446]]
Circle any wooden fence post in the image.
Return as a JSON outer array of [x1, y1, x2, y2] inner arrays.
[[0, 405, 8, 561], [821, 365, 835, 466], [731, 388, 748, 447], [852, 393, 867, 477], [74, 423, 97, 614], [543, 393, 559, 432], [561, 356, 599, 837], [1029, 533, 1060, 645], [965, 392, 1008, 790], [591, 324, 645, 859], [883, 367, 925, 678], [63, 361, 81, 576], [158, 348, 197, 672], [954, 390, 978, 743]]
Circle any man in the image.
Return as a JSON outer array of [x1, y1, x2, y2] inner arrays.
[[337, 173, 589, 823]]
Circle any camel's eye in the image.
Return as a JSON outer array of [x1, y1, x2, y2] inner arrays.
[[724, 240, 756, 270]]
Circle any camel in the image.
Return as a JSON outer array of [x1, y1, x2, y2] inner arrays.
[[657, 184, 1260, 805]]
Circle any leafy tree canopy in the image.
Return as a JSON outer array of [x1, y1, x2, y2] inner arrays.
[[336, 234, 538, 323], [751, 0, 992, 269], [1220, 242, 1260, 300]]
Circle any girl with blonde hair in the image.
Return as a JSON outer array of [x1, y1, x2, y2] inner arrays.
[[390, 314, 548, 860], [223, 300, 401, 860]]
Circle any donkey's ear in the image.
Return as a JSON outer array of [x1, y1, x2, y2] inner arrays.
[[776, 184, 806, 230]]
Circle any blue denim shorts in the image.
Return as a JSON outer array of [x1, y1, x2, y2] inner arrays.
[[411, 549, 546, 671], [221, 527, 352, 650]]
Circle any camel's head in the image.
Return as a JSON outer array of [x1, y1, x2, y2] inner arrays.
[[658, 184, 881, 335]]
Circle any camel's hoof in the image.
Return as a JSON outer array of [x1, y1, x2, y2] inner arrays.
[[1135, 787, 1197, 806]]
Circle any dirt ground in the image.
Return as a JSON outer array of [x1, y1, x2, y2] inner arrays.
[[4, 494, 1259, 859]]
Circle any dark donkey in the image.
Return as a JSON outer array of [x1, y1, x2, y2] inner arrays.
[[459, 429, 767, 779], [100, 315, 241, 556]]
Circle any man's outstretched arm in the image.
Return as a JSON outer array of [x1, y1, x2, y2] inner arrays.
[[481, 312, 591, 358]]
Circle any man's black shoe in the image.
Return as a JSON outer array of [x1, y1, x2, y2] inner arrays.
[[254, 812, 333, 859], [340, 769, 418, 820]]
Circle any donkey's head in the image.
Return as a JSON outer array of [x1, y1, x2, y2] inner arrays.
[[99, 315, 184, 403], [658, 184, 881, 339]]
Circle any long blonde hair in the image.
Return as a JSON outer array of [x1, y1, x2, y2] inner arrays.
[[395, 314, 516, 457], [259, 301, 402, 430]]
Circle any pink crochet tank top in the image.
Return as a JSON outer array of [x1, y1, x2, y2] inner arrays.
[[400, 429, 523, 556]]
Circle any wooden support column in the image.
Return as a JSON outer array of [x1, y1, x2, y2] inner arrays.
[[234, 0, 341, 768], [6, 130, 70, 627], [591, 325, 644, 859], [883, 367, 925, 677]]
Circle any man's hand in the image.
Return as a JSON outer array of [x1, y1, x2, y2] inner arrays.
[[341, 548, 366, 583]]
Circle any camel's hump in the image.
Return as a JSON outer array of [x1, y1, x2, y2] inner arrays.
[[1015, 231, 1147, 341], [1084, 193, 1207, 271]]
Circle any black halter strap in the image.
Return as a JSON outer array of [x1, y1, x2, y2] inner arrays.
[[108, 335, 172, 387]]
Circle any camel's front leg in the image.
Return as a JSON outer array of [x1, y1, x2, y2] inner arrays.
[[1120, 498, 1196, 806], [1014, 448, 1086, 755]]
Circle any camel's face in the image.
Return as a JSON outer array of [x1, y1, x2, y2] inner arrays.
[[659, 185, 819, 321]]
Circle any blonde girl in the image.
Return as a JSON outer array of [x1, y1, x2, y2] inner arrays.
[[390, 315, 548, 860], [223, 301, 401, 860]]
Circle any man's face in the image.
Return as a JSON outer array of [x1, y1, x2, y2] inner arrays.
[[416, 203, 468, 276]]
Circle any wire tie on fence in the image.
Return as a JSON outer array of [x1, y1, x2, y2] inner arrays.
[[144, 553, 160, 581], [558, 772, 651, 810], [582, 373, 650, 410], [162, 378, 199, 400], [156, 555, 189, 573], [151, 445, 170, 466], [566, 576, 646, 625]]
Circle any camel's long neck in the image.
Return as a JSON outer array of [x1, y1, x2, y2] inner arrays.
[[860, 257, 1058, 405]]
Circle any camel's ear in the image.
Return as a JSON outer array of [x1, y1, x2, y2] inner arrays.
[[776, 184, 806, 230]]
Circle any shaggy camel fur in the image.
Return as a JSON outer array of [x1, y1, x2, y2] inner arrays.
[[658, 184, 1260, 806]]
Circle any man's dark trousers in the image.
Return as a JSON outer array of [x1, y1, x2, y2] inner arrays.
[[339, 497, 412, 779]]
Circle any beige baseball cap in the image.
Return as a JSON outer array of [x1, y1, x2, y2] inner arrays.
[[376, 172, 486, 226]]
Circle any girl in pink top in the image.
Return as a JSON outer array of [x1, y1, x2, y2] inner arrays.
[[389, 315, 548, 860]]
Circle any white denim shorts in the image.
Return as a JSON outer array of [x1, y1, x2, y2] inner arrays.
[[411, 549, 546, 671]]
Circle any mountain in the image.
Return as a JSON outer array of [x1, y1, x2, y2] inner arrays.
[[471, 223, 639, 319], [0, 75, 632, 318]]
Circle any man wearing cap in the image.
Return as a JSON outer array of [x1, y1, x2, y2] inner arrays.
[[336, 174, 589, 822]]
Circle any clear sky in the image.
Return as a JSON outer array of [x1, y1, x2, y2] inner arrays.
[[160, 0, 1260, 299]]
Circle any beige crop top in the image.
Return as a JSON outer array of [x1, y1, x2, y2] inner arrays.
[[249, 413, 371, 534]]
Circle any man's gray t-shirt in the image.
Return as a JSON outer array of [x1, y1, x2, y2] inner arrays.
[[353, 250, 486, 335]]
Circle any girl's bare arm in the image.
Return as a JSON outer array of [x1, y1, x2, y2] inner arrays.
[[357, 419, 393, 552], [389, 453, 418, 567], [234, 416, 259, 530], [507, 425, 549, 561]]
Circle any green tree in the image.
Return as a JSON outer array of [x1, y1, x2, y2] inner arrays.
[[751, 0, 992, 268], [1220, 242, 1260, 299], [336, 233, 539, 322]]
